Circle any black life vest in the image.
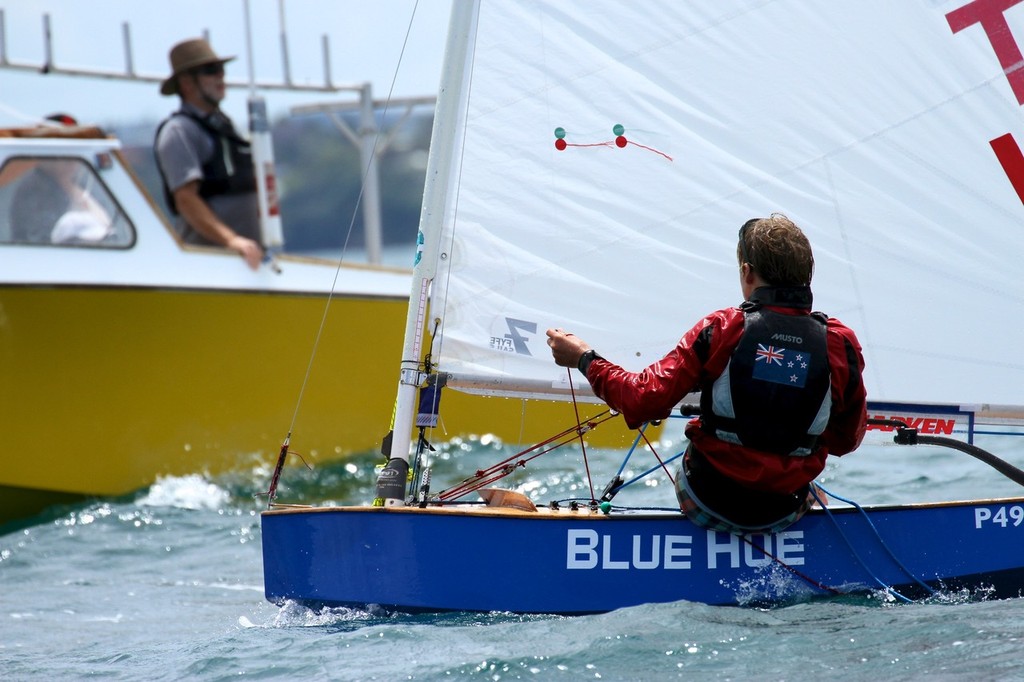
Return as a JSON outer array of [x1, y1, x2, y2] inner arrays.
[[155, 110, 256, 215], [700, 287, 832, 456]]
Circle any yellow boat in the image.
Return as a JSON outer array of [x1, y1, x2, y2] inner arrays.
[[0, 124, 644, 528]]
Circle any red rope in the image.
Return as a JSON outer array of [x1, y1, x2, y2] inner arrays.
[[436, 410, 616, 501]]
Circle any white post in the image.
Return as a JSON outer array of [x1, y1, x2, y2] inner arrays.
[[358, 83, 384, 265], [243, 0, 284, 256], [278, 0, 292, 87]]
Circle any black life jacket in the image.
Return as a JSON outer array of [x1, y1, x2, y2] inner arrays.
[[155, 110, 256, 215], [700, 287, 832, 456]]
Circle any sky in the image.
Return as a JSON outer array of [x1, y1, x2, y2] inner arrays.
[[0, 0, 453, 128]]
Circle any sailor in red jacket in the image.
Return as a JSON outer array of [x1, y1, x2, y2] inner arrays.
[[547, 214, 867, 534]]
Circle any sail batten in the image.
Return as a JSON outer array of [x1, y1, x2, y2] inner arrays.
[[444, 372, 603, 403]]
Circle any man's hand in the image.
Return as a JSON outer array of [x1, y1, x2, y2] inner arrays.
[[227, 234, 264, 270], [546, 328, 591, 368], [173, 182, 264, 270]]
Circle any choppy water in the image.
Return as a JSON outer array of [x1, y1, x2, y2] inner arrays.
[[3, 432, 1024, 681]]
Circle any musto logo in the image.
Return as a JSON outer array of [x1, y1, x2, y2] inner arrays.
[[490, 317, 537, 355]]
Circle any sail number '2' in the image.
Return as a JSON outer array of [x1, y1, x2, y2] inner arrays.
[[566, 528, 805, 570]]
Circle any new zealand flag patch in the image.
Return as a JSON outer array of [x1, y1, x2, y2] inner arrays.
[[752, 344, 810, 387]]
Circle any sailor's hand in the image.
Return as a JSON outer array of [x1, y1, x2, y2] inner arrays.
[[227, 234, 264, 271], [546, 328, 591, 368]]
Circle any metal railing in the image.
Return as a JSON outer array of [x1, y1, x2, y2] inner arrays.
[[0, 1, 437, 264]]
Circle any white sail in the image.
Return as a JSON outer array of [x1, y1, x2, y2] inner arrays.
[[420, 0, 1024, 410]]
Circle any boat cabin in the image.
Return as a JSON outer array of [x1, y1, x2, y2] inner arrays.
[[0, 125, 136, 249]]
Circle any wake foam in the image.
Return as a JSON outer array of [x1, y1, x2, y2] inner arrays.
[[136, 474, 230, 511]]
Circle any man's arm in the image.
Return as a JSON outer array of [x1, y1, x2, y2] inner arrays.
[[173, 180, 263, 270], [823, 324, 867, 455]]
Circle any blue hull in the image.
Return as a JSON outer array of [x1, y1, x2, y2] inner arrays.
[[261, 499, 1024, 614]]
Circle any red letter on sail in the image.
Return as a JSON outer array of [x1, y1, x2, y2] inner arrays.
[[990, 133, 1024, 204], [947, 0, 1024, 105]]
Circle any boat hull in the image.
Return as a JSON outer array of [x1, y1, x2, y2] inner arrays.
[[0, 285, 405, 516], [261, 499, 1024, 613], [0, 285, 644, 527]]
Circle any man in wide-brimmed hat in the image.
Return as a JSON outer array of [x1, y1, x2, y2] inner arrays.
[[154, 38, 263, 269]]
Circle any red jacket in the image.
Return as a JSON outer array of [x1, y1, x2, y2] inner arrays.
[[586, 304, 867, 494]]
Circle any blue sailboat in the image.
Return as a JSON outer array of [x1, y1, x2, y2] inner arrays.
[[261, 0, 1024, 613]]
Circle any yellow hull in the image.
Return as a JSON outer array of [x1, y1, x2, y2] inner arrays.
[[0, 286, 644, 526]]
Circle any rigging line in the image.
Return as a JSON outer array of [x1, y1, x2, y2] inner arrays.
[[605, 425, 680, 498], [638, 429, 676, 486], [815, 483, 936, 597], [614, 427, 646, 478], [260, 439, 316, 504], [263, 439, 291, 505], [279, 1, 424, 438], [438, 447, 542, 499], [438, 428, 599, 500], [408, 348, 438, 498], [597, 504, 681, 513], [738, 535, 843, 596], [614, 450, 685, 492], [465, 410, 612, 480], [265, 6, 422, 504], [436, 411, 617, 500], [566, 367, 597, 503], [517, 399, 527, 449], [493, 410, 613, 473], [809, 485, 913, 603]]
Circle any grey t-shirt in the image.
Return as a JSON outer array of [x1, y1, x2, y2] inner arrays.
[[154, 104, 260, 245]]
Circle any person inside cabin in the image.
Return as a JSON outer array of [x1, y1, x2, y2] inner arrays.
[[546, 214, 867, 535], [8, 115, 115, 244], [154, 38, 263, 270]]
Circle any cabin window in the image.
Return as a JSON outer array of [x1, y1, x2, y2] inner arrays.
[[0, 156, 135, 247]]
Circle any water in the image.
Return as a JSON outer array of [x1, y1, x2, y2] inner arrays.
[[3, 434, 1024, 681]]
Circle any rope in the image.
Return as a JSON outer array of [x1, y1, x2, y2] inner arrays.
[[612, 450, 686, 493], [637, 429, 676, 486], [435, 410, 616, 501], [613, 428, 646, 479], [739, 534, 843, 596], [808, 486, 913, 602], [599, 421, 683, 500], [267, 3, 426, 497], [815, 484, 936, 599], [566, 367, 597, 503]]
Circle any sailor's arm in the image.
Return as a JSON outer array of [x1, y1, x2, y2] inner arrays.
[[173, 180, 262, 270]]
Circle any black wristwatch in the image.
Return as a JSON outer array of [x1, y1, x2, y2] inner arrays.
[[577, 349, 599, 374]]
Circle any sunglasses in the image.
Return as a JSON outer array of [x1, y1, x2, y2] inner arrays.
[[738, 218, 758, 267], [194, 63, 225, 77]]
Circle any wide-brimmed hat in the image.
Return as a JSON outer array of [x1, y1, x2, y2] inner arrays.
[[160, 38, 234, 96]]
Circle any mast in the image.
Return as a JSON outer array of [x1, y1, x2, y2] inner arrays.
[[374, 0, 481, 506]]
